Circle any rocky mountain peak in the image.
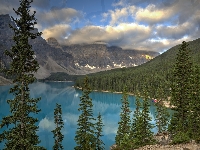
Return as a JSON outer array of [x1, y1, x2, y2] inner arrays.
[[0, 14, 160, 79], [46, 37, 60, 47]]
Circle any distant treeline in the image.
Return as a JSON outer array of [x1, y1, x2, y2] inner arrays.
[[38, 72, 84, 82], [75, 38, 200, 98]]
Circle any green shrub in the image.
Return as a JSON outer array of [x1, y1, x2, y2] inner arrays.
[[171, 131, 190, 144]]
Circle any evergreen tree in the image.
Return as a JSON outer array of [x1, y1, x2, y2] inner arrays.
[[140, 85, 155, 145], [0, 0, 45, 149], [155, 85, 170, 134], [51, 103, 64, 150], [74, 76, 96, 150], [168, 41, 193, 143], [188, 65, 200, 143], [115, 86, 131, 148], [95, 112, 105, 150], [130, 90, 143, 148], [130, 86, 155, 148]]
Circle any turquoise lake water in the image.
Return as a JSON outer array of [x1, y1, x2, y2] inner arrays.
[[0, 82, 160, 150]]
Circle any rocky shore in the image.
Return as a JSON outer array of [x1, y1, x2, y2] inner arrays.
[[110, 139, 200, 150], [0, 76, 12, 86], [74, 86, 174, 108]]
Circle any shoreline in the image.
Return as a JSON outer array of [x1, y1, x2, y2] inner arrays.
[[73, 86, 174, 108], [41, 80, 73, 82]]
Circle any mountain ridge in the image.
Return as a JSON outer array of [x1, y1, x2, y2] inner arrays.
[[0, 14, 159, 80], [75, 37, 200, 96]]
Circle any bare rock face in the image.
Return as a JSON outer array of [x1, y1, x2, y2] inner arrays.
[[46, 37, 60, 47], [0, 14, 160, 79], [62, 43, 159, 71]]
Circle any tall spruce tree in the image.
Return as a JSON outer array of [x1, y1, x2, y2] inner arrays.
[[74, 76, 96, 150], [168, 41, 193, 143], [115, 86, 131, 148], [140, 85, 155, 145], [155, 85, 170, 134], [130, 85, 155, 148], [188, 65, 200, 143], [0, 0, 45, 149], [130, 90, 143, 148], [95, 112, 105, 150], [51, 103, 64, 150]]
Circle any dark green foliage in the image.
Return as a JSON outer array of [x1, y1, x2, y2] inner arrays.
[[130, 86, 155, 148], [0, 0, 45, 149], [39, 72, 84, 82], [171, 131, 190, 144], [140, 86, 156, 145], [187, 65, 200, 143], [115, 86, 131, 148], [75, 38, 200, 98], [51, 103, 64, 150], [168, 41, 194, 142], [154, 86, 170, 134], [95, 113, 105, 150], [74, 76, 96, 150], [129, 91, 143, 148]]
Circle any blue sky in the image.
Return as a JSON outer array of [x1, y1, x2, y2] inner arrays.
[[0, 0, 200, 53]]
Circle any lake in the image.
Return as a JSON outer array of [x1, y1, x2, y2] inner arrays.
[[0, 81, 160, 150]]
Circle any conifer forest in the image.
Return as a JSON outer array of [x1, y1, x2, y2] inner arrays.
[[0, 0, 200, 150]]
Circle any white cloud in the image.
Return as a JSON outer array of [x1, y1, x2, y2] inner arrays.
[[36, 8, 83, 29], [112, 0, 127, 7], [156, 22, 195, 39], [2, 0, 200, 53], [63, 113, 79, 128], [64, 23, 152, 50], [42, 24, 71, 43], [39, 117, 55, 132], [135, 4, 173, 24], [102, 6, 136, 25], [101, 12, 109, 22], [109, 8, 129, 25]]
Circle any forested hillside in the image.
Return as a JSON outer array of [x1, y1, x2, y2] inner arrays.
[[75, 38, 200, 98]]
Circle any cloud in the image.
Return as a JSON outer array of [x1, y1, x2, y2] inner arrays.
[[42, 24, 71, 42], [32, 0, 51, 9], [39, 117, 55, 132], [63, 113, 79, 128], [0, 0, 20, 17], [135, 4, 173, 24], [2, 0, 200, 53], [36, 8, 83, 30], [102, 6, 136, 25], [64, 23, 152, 50], [112, 0, 127, 7], [156, 22, 195, 40], [108, 8, 129, 25], [101, 12, 109, 22]]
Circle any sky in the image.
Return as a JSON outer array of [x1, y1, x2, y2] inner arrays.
[[0, 0, 200, 53]]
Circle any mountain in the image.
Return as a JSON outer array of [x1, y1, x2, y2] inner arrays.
[[75, 37, 200, 97], [0, 14, 159, 80]]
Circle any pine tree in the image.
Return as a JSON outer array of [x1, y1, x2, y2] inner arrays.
[[95, 112, 105, 150], [51, 103, 64, 150], [140, 85, 155, 145], [188, 65, 200, 143], [74, 76, 96, 150], [115, 86, 131, 148], [155, 85, 170, 134], [130, 85, 155, 148], [130, 90, 143, 148], [168, 41, 193, 143], [0, 0, 45, 149]]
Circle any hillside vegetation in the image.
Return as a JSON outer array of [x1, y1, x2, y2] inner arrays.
[[75, 38, 200, 98]]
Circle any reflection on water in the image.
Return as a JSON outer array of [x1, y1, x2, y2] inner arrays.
[[0, 82, 165, 150]]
